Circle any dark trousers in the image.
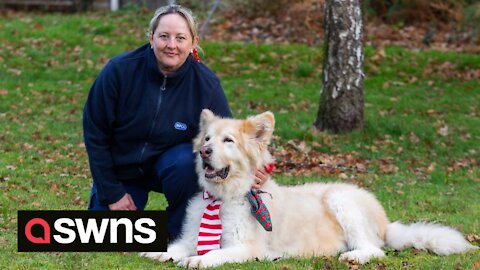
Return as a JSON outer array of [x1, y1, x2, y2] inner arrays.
[[87, 143, 199, 241]]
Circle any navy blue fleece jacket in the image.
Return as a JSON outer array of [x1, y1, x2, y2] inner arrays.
[[83, 43, 231, 205]]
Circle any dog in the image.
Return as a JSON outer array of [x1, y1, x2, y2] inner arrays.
[[141, 110, 477, 268]]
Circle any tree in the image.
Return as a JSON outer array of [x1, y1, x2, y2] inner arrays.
[[313, 0, 364, 133]]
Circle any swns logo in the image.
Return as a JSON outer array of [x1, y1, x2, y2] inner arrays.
[[18, 211, 168, 252]]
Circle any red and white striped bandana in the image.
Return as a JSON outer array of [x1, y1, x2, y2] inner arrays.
[[197, 191, 222, 255]]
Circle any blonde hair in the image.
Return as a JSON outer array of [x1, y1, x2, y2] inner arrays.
[[148, 4, 199, 47]]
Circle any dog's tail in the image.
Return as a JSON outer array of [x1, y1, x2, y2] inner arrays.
[[385, 221, 478, 255]]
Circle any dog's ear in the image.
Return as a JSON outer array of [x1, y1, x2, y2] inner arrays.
[[193, 109, 217, 152], [244, 111, 275, 144], [199, 109, 216, 128]]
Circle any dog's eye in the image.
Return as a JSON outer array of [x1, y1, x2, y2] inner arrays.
[[223, 137, 234, 143], [205, 136, 210, 142]]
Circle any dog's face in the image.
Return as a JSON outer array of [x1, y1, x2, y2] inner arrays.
[[193, 110, 275, 198]]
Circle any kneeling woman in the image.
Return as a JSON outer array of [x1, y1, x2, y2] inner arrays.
[[82, 4, 270, 241]]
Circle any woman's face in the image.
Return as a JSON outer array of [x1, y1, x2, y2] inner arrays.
[[149, 13, 198, 74]]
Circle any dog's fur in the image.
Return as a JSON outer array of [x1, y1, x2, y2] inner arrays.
[[142, 110, 477, 268]]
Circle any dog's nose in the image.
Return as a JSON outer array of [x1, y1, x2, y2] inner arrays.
[[200, 145, 212, 158]]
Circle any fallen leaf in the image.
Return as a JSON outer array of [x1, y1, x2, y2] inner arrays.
[[73, 196, 87, 206], [427, 163, 436, 173], [409, 133, 420, 144], [469, 259, 480, 270], [50, 183, 58, 193], [437, 125, 448, 136], [466, 234, 480, 242]]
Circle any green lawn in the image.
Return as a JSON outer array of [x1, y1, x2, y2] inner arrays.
[[0, 10, 479, 269]]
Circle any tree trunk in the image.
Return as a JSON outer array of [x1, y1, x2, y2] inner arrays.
[[313, 0, 364, 133]]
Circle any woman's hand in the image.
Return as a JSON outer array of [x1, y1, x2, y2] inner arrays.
[[109, 193, 137, 210], [252, 163, 275, 189]]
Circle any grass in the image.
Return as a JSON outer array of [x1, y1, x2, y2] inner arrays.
[[1, 10, 479, 269]]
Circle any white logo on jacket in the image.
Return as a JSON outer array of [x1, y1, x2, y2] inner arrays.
[[174, 122, 187, 131]]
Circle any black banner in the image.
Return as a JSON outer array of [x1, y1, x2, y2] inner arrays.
[[18, 210, 168, 252]]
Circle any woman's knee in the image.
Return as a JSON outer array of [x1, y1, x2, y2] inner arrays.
[[155, 143, 199, 204], [162, 166, 198, 205], [155, 143, 195, 176]]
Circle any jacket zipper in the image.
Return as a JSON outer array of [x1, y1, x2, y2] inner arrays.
[[138, 75, 167, 174]]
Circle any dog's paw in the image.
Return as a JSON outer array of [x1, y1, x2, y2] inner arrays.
[[139, 251, 186, 262], [339, 248, 385, 264], [179, 255, 221, 269], [139, 252, 170, 262]]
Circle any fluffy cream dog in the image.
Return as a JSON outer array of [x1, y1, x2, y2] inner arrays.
[[141, 110, 477, 268]]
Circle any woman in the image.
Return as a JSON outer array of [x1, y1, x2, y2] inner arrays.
[[83, 4, 270, 240]]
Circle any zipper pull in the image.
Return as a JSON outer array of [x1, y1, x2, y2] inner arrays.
[[161, 75, 167, 91]]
